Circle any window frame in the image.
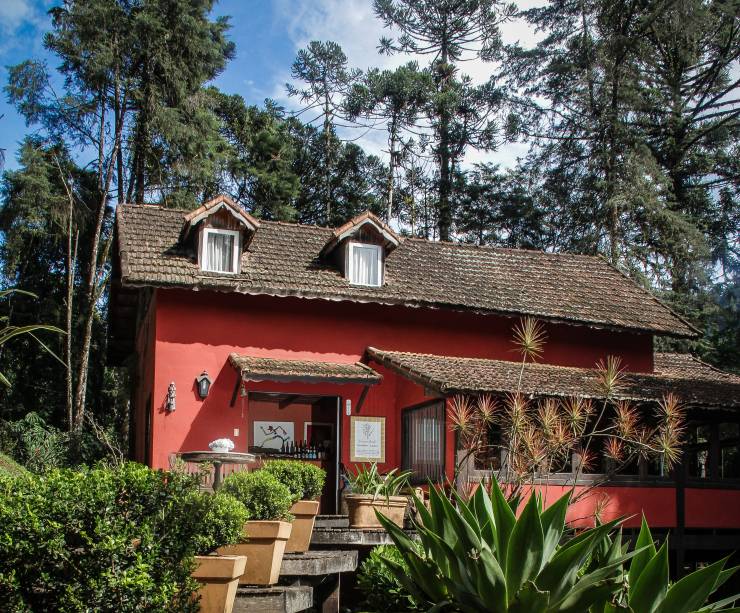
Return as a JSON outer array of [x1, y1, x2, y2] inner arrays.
[[401, 400, 446, 485], [347, 241, 383, 287], [200, 228, 240, 274]]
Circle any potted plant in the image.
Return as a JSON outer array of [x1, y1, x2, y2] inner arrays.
[[263, 459, 326, 553], [345, 464, 411, 529], [190, 491, 249, 613], [218, 470, 293, 585]]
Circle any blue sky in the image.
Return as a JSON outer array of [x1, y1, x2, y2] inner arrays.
[[1, 0, 539, 172]]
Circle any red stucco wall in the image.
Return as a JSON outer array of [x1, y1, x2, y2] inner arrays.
[[134, 287, 740, 529], [146, 287, 653, 469]]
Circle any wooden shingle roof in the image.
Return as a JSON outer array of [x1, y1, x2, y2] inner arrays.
[[229, 354, 381, 385], [116, 204, 696, 337], [366, 348, 740, 409]]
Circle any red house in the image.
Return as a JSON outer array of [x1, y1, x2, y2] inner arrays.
[[110, 194, 740, 570]]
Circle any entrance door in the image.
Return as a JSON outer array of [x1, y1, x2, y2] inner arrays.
[[247, 393, 340, 513], [402, 400, 446, 484]]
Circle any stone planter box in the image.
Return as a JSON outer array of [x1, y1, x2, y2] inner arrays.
[[192, 554, 247, 613], [345, 494, 407, 529], [285, 500, 319, 553], [218, 520, 292, 586]]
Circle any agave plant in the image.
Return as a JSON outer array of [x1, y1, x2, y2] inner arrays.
[[377, 480, 636, 612], [377, 480, 739, 612], [617, 516, 739, 613]]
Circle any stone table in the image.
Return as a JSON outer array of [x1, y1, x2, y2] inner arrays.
[[179, 451, 256, 489]]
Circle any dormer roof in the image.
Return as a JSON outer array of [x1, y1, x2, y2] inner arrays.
[[320, 211, 400, 257], [181, 194, 260, 238]]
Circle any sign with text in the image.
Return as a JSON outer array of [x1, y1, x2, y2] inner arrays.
[[350, 416, 385, 463]]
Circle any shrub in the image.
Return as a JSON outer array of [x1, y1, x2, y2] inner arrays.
[[0, 461, 242, 612], [357, 545, 424, 612], [189, 491, 249, 555], [262, 459, 326, 501], [221, 469, 293, 521]]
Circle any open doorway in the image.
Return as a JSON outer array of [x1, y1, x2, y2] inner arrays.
[[246, 392, 340, 513]]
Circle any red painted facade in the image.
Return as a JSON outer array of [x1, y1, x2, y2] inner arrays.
[[132, 286, 739, 530]]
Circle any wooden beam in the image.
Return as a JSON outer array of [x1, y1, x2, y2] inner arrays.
[[278, 395, 301, 409], [230, 374, 242, 407], [355, 385, 370, 414]]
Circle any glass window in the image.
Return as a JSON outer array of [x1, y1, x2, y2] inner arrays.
[[202, 229, 238, 273], [720, 422, 740, 480], [349, 243, 381, 286], [402, 402, 445, 484]]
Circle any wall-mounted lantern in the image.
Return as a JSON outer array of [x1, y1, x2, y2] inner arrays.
[[166, 382, 176, 412], [196, 371, 212, 399]]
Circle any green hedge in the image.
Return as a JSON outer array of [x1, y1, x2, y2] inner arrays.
[[221, 470, 293, 521], [0, 462, 247, 612], [262, 459, 326, 501]]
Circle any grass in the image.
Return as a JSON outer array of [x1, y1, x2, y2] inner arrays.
[[0, 452, 28, 477]]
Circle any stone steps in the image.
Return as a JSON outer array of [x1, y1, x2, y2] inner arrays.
[[233, 585, 312, 613]]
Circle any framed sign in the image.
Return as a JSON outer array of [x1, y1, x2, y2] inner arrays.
[[253, 421, 294, 450], [350, 416, 385, 463]]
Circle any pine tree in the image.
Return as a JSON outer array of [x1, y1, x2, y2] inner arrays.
[[374, 0, 515, 240], [345, 62, 433, 223], [287, 41, 362, 224]]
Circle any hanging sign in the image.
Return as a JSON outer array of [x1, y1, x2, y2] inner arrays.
[[350, 416, 385, 463]]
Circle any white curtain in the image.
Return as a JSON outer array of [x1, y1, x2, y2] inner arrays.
[[352, 245, 379, 285], [207, 232, 234, 272]]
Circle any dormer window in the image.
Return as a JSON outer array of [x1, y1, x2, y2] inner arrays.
[[201, 228, 240, 274], [349, 242, 382, 287], [181, 194, 260, 275], [319, 211, 400, 288]]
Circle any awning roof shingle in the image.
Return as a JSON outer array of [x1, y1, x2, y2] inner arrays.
[[366, 348, 740, 409], [229, 353, 382, 385], [117, 204, 696, 337]]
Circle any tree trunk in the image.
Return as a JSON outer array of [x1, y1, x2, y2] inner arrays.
[[387, 117, 398, 223], [72, 91, 126, 430], [437, 36, 452, 241]]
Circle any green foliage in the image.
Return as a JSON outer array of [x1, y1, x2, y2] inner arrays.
[[189, 491, 249, 556], [379, 481, 740, 612], [357, 544, 424, 612], [221, 469, 294, 521], [0, 412, 69, 472], [262, 459, 326, 501], [378, 479, 636, 611], [622, 516, 739, 613], [0, 452, 27, 478], [348, 463, 410, 498], [0, 462, 241, 612]]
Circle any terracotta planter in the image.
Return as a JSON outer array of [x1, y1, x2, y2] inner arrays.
[[285, 500, 319, 553], [345, 494, 408, 529], [217, 520, 292, 586], [192, 554, 247, 613]]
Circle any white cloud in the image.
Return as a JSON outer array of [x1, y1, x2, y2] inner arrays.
[[272, 0, 545, 169]]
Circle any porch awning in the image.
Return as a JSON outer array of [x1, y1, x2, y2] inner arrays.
[[229, 353, 382, 385], [365, 347, 740, 409]]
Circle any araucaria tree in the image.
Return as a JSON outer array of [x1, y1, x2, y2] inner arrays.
[[287, 40, 362, 225], [374, 0, 516, 240]]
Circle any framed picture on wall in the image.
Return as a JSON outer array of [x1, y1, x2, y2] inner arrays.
[[304, 422, 334, 447], [253, 421, 294, 450], [350, 416, 385, 463]]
